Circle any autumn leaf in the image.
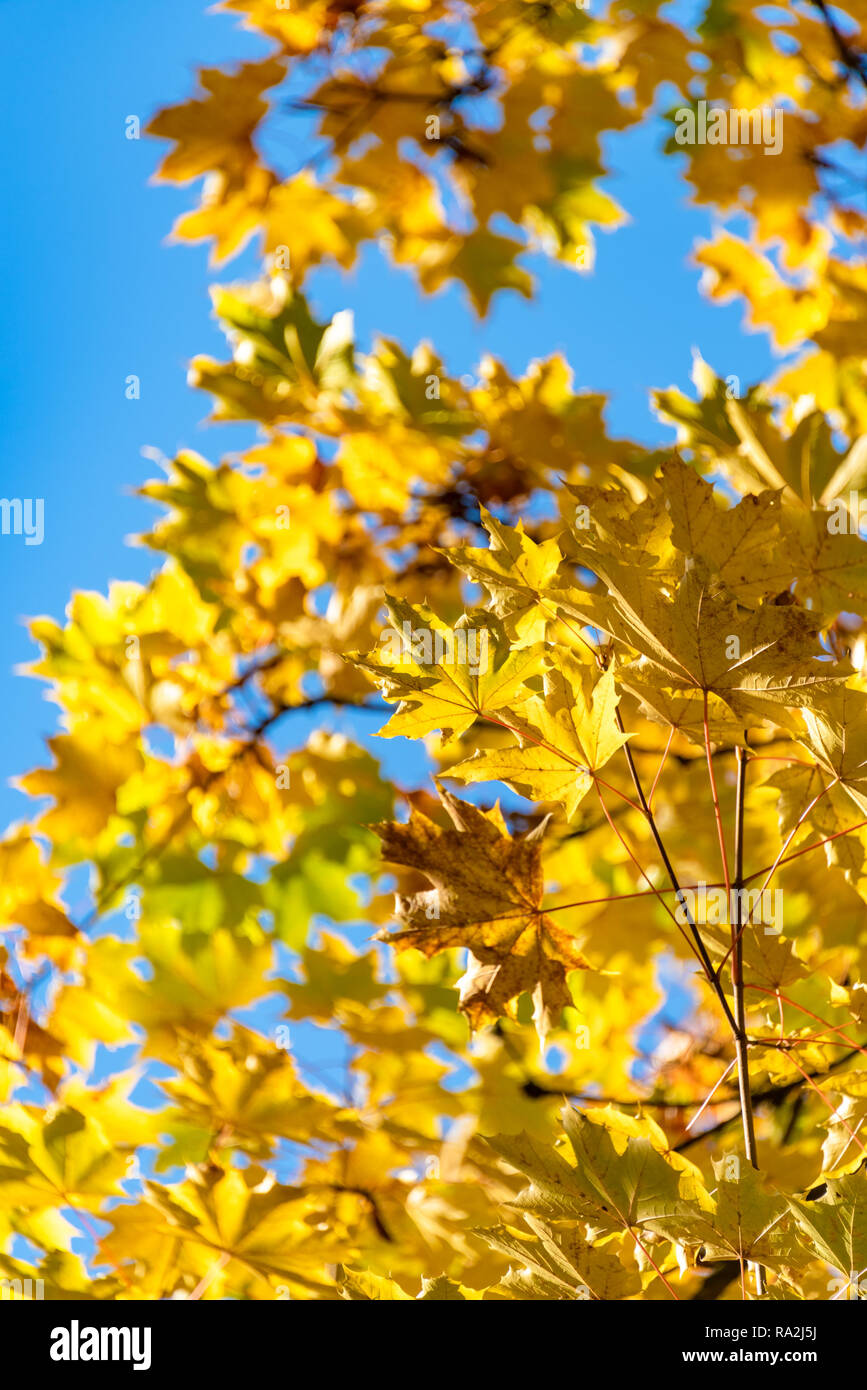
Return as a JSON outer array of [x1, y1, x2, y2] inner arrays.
[[147, 58, 286, 183], [441, 509, 588, 645], [487, 1106, 714, 1239], [373, 789, 590, 1037], [788, 1174, 867, 1281], [446, 657, 629, 818], [351, 600, 545, 744], [482, 1213, 643, 1300], [652, 1159, 799, 1270]]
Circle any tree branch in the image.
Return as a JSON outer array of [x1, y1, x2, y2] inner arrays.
[[674, 1048, 862, 1151], [615, 710, 739, 1034], [809, 0, 867, 90], [731, 742, 765, 1295]]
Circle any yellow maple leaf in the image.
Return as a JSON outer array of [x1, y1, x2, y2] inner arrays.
[[374, 788, 591, 1038]]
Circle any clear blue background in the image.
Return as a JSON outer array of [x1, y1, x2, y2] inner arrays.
[[0, 0, 780, 828]]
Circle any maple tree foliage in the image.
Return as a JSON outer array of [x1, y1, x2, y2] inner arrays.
[[7, 0, 867, 1304]]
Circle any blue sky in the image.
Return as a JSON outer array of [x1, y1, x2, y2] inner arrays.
[[0, 0, 782, 832]]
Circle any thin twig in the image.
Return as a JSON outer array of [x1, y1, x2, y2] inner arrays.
[[674, 1048, 862, 1150]]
